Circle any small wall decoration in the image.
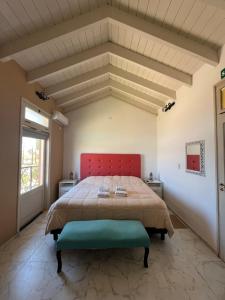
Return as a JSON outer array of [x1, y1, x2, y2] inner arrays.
[[186, 140, 205, 176]]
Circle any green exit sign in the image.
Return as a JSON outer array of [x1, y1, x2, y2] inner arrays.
[[221, 68, 225, 79]]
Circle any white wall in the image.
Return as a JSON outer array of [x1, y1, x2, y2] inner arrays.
[[158, 46, 225, 251], [64, 96, 157, 179]]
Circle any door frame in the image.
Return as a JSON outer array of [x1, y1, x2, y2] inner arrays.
[[17, 98, 51, 232], [215, 78, 225, 258]]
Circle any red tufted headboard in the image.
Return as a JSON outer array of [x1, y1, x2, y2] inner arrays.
[[80, 153, 141, 180]]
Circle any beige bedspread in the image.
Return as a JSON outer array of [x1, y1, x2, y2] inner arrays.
[[45, 176, 174, 237]]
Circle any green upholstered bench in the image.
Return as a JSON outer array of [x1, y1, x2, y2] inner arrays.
[[56, 219, 150, 272]]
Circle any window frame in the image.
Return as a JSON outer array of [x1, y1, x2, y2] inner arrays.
[[21, 99, 50, 133]]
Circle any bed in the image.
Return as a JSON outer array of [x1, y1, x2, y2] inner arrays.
[[46, 154, 174, 239]]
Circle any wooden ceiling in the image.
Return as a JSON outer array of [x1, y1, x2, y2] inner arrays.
[[0, 0, 224, 114]]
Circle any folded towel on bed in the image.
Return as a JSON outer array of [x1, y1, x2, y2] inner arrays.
[[97, 186, 110, 198], [115, 185, 126, 192], [115, 186, 128, 197]]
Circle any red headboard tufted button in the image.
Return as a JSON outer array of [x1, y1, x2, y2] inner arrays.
[[80, 153, 141, 179]]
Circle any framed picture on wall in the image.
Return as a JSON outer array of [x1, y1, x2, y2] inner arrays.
[[186, 140, 205, 176]]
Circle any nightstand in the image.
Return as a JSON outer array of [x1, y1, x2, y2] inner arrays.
[[59, 179, 78, 197], [144, 179, 163, 199]]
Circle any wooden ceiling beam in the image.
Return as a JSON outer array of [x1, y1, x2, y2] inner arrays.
[[63, 88, 158, 115], [57, 78, 164, 108], [63, 89, 111, 113], [46, 65, 109, 96], [111, 90, 158, 115], [28, 42, 192, 85], [0, 5, 219, 66], [108, 65, 176, 99], [0, 6, 108, 62], [56, 81, 109, 107], [108, 80, 165, 107], [109, 6, 219, 66], [46, 64, 176, 99]]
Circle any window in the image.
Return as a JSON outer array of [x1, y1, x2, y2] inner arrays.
[[20, 137, 44, 194], [25, 107, 49, 128]]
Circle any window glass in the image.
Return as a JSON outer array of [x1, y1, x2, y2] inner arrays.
[[20, 137, 44, 194], [25, 107, 49, 128]]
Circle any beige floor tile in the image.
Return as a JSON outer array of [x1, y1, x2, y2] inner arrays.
[[0, 213, 225, 300]]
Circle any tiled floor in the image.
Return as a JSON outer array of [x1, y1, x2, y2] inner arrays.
[[0, 213, 225, 300]]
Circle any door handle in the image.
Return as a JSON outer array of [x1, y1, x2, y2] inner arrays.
[[219, 183, 225, 191]]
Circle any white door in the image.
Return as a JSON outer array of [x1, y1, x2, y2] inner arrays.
[[216, 81, 225, 261], [19, 135, 46, 228], [19, 99, 50, 229]]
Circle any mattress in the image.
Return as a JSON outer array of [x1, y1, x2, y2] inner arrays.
[[45, 176, 174, 237]]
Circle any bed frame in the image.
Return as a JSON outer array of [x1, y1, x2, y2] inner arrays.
[[51, 153, 168, 241]]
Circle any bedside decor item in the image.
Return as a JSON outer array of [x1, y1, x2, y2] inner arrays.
[[149, 172, 153, 181], [59, 179, 77, 197], [186, 140, 205, 176], [69, 172, 74, 180], [144, 180, 163, 199]]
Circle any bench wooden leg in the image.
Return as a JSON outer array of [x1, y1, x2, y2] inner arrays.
[[161, 232, 165, 240], [56, 250, 62, 273], [53, 232, 58, 241], [144, 247, 149, 268]]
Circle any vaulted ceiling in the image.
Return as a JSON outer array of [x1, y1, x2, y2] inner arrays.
[[0, 0, 225, 115]]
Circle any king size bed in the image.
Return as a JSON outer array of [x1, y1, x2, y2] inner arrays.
[[46, 154, 174, 240]]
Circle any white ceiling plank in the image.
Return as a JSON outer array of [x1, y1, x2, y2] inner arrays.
[[155, 0, 172, 21], [57, 78, 164, 108], [63, 89, 157, 115], [27, 42, 192, 85], [63, 89, 111, 113], [108, 65, 176, 98], [163, 0, 183, 26], [109, 79, 165, 107], [199, 0, 225, 10], [78, 0, 90, 14], [66, 0, 81, 17], [145, 0, 159, 19], [45, 64, 176, 99], [20, 0, 44, 30], [63, 88, 158, 115], [0, 5, 108, 61], [180, 1, 206, 35], [108, 65, 174, 97], [45, 0, 64, 25], [136, 0, 149, 17], [109, 5, 219, 65], [46, 65, 109, 96], [171, 0, 195, 30], [56, 81, 109, 106], [27, 43, 110, 82], [109, 43, 192, 85], [57, 0, 73, 20], [0, 5, 219, 65], [111, 90, 158, 115], [0, 1, 27, 38]]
